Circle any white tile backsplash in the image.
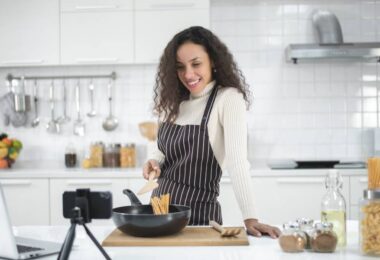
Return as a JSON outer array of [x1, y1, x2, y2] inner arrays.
[[1, 0, 380, 164]]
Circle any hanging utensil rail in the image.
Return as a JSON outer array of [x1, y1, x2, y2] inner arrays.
[[6, 72, 117, 82]]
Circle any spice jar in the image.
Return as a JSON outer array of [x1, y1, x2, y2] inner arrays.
[[90, 142, 104, 168], [120, 143, 136, 168], [278, 222, 306, 253], [103, 143, 120, 168], [64, 143, 77, 168], [310, 222, 337, 253], [296, 218, 314, 249], [360, 189, 380, 256]]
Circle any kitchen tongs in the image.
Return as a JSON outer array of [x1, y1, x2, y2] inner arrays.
[[137, 171, 159, 195]]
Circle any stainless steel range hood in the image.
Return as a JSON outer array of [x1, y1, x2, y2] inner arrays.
[[286, 10, 380, 64]]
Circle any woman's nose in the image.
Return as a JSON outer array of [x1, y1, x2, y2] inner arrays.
[[184, 68, 194, 79]]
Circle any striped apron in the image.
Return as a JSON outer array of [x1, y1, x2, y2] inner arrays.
[[152, 85, 223, 225]]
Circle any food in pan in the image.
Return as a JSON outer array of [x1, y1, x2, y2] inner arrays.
[[151, 193, 170, 215]]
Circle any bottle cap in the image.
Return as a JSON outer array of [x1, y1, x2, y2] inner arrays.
[[314, 222, 333, 230], [296, 218, 314, 226], [283, 221, 300, 230]]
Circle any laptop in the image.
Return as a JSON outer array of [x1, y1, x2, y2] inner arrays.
[[0, 185, 62, 259]]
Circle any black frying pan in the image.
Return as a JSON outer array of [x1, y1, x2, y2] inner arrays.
[[112, 189, 191, 237]]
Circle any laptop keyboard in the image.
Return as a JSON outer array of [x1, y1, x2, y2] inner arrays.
[[17, 244, 43, 253]]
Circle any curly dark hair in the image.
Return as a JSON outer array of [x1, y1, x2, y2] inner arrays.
[[153, 26, 251, 122]]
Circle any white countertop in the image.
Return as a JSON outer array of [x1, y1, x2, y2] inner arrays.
[[0, 160, 367, 178], [13, 221, 372, 260]]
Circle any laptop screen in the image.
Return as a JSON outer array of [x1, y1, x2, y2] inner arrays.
[[0, 184, 21, 259]]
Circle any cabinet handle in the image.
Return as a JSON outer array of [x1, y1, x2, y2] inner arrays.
[[66, 180, 113, 186], [76, 58, 119, 63], [359, 178, 368, 183], [75, 5, 119, 10], [2, 60, 44, 65], [0, 180, 32, 186], [276, 178, 324, 184], [150, 3, 195, 9]]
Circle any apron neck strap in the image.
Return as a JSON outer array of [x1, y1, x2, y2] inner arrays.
[[201, 83, 219, 129]]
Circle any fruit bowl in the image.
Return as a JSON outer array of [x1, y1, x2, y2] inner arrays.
[[0, 133, 22, 169]]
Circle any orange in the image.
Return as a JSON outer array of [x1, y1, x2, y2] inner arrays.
[[0, 159, 8, 169]]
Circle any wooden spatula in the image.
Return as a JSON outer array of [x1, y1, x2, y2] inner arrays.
[[137, 171, 159, 195]]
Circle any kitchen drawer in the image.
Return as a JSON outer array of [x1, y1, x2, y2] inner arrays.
[[49, 178, 129, 225], [135, 0, 209, 10], [251, 176, 350, 224], [0, 179, 49, 225], [61, 0, 133, 12], [350, 176, 368, 206]]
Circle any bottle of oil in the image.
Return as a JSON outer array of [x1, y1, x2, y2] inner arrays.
[[321, 169, 346, 247]]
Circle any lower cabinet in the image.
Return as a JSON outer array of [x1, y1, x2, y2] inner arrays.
[[49, 178, 129, 226], [0, 179, 49, 225]]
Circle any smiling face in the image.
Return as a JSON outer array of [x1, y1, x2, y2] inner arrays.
[[176, 42, 213, 95]]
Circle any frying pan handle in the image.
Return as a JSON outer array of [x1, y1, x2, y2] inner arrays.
[[123, 189, 143, 206]]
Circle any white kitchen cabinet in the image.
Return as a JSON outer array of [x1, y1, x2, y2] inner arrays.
[[60, 7, 134, 64], [0, 0, 59, 67], [49, 178, 129, 225], [135, 0, 210, 63], [0, 179, 49, 225], [349, 176, 368, 220], [219, 177, 244, 226], [251, 176, 350, 224]]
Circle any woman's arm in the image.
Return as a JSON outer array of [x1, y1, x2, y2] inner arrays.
[[221, 89, 280, 238]]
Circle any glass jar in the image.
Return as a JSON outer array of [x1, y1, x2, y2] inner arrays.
[[310, 222, 337, 253], [296, 218, 314, 249], [278, 222, 306, 253], [103, 143, 120, 168], [90, 142, 104, 168], [120, 143, 136, 168], [360, 189, 380, 256], [64, 143, 77, 168]]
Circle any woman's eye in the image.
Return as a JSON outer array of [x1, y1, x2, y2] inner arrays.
[[193, 63, 201, 67], [176, 65, 184, 71]]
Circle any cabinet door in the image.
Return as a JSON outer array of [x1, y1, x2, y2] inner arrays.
[[50, 178, 128, 225], [218, 178, 244, 226], [135, 4, 210, 63], [61, 11, 134, 64], [0, 179, 49, 225], [251, 176, 350, 224], [0, 0, 59, 66], [350, 176, 368, 220]]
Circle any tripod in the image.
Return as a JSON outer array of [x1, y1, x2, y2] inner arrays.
[[57, 207, 111, 260]]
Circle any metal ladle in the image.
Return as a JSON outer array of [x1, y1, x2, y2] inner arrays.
[[31, 80, 40, 127], [46, 81, 60, 134], [87, 79, 96, 117], [102, 79, 118, 131], [57, 80, 70, 124], [73, 81, 85, 136]]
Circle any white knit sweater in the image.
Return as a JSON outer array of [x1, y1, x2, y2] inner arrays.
[[151, 81, 256, 220]]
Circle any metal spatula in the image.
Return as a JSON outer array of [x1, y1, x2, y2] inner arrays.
[[137, 171, 159, 195]]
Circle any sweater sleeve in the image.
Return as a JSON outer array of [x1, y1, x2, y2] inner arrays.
[[149, 141, 165, 165], [221, 90, 257, 220]]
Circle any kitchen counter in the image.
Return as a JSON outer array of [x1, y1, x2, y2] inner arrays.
[[0, 160, 367, 178], [13, 221, 372, 260]]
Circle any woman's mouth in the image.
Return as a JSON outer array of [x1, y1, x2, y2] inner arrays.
[[187, 79, 201, 89]]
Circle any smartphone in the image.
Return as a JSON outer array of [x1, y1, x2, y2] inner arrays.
[[63, 189, 113, 219]]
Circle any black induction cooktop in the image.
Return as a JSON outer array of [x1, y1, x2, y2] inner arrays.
[[267, 160, 366, 169]]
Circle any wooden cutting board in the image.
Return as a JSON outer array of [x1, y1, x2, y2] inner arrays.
[[102, 226, 249, 246]]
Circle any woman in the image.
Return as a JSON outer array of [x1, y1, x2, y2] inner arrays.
[[143, 26, 280, 238]]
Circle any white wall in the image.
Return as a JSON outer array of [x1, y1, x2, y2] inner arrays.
[[0, 0, 379, 165]]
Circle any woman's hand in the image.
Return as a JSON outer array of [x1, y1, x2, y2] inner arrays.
[[143, 159, 161, 180], [244, 218, 281, 239]]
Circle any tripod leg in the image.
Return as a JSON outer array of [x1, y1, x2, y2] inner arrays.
[[82, 223, 111, 260], [57, 223, 77, 260]]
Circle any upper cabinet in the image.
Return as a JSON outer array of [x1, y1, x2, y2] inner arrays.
[[0, 0, 210, 66], [60, 0, 134, 65], [135, 0, 210, 63], [0, 0, 59, 67]]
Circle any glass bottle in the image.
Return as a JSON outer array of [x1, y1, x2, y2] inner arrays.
[[296, 218, 314, 249], [310, 222, 338, 253], [359, 189, 380, 255], [321, 169, 346, 247], [64, 143, 77, 168]]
